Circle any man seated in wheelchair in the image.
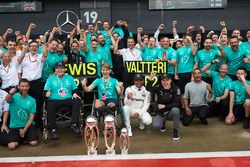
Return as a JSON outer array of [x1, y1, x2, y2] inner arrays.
[[44, 62, 81, 140], [81, 63, 123, 115]]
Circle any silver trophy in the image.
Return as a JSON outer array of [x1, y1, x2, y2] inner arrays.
[[104, 115, 116, 155], [84, 116, 99, 156], [119, 128, 130, 155]]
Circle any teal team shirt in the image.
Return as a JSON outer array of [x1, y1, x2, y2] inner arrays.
[[176, 46, 195, 73], [85, 48, 103, 76], [41, 52, 66, 82], [141, 46, 160, 61], [9, 93, 36, 128], [158, 47, 177, 74], [92, 77, 119, 100], [113, 28, 133, 38], [86, 33, 97, 46], [229, 80, 250, 104], [240, 42, 250, 71], [195, 49, 219, 77], [210, 71, 232, 101], [98, 43, 113, 68], [224, 46, 247, 75], [44, 74, 77, 100]]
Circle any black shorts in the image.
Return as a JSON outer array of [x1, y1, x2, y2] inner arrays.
[[9, 125, 39, 143], [177, 72, 192, 94], [233, 104, 245, 121], [102, 98, 118, 106]]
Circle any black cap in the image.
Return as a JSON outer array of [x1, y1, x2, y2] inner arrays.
[[161, 74, 171, 80], [134, 74, 143, 80], [55, 62, 65, 68]]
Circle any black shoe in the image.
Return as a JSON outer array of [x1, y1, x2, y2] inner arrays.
[[70, 124, 81, 134], [243, 118, 250, 129], [201, 119, 208, 125], [173, 129, 180, 141], [50, 129, 59, 140]]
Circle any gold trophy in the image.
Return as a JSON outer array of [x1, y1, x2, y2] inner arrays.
[[84, 116, 99, 156], [119, 128, 130, 155], [104, 115, 116, 155]]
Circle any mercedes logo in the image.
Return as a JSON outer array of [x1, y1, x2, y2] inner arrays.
[[56, 10, 79, 33]]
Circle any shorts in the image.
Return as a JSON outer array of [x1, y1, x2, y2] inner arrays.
[[102, 98, 118, 106], [8, 125, 39, 143]]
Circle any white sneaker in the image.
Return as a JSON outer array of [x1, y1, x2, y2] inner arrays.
[[127, 127, 133, 137], [139, 120, 145, 130]]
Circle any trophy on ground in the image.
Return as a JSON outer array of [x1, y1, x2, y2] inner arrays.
[[104, 115, 116, 155], [84, 116, 99, 156], [119, 128, 130, 154]]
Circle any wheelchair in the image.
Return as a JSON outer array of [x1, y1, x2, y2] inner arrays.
[[42, 99, 84, 143]]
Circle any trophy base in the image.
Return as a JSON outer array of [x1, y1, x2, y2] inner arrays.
[[106, 149, 115, 155], [121, 150, 128, 155], [87, 149, 98, 156]]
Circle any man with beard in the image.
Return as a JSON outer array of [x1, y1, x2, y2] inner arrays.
[[98, 34, 113, 68], [224, 37, 249, 81], [202, 62, 232, 120], [65, 40, 85, 64], [5, 79, 38, 150], [182, 68, 213, 126], [194, 37, 225, 84], [226, 67, 250, 127]]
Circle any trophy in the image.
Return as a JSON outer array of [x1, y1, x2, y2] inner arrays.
[[104, 115, 116, 155], [119, 128, 130, 155], [84, 116, 99, 156]]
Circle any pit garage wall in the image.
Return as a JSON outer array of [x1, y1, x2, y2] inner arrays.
[[0, 0, 249, 35]]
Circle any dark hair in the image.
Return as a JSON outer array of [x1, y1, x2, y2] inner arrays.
[[204, 37, 213, 41], [192, 68, 201, 74], [7, 39, 17, 45], [50, 38, 59, 44], [91, 39, 98, 43], [237, 67, 247, 73], [19, 78, 29, 86], [28, 40, 38, 47]]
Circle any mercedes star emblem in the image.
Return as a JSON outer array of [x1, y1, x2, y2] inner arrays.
[[56, 10, 79, 33]]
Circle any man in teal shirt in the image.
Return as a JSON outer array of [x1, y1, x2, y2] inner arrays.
[[224, 37, 248, 81], [202, 62, 232, 120], [240, 29, 250, 80], [226, 67, 250, 128], [5, 79, 38, 150], [194, 37, 225, 84], [82, 63, 123, 110], [44, 62, 81, 139], [98, 34, 113, 68]]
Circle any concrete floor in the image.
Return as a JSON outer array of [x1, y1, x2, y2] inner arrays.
[[1, 117, 250, 157]]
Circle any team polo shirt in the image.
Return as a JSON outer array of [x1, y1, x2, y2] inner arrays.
[[119, 48, 142, 62], [240, 42, 250, 71], [141, 46, 160, 61], [85, 48, 103, 76], [44, 74, 77, 100], [210, 71, 232, 101], [195, 49, 219, 77], [0, 59, 19, 89], [8, 93, 36, 128], [113, 28, 133, 38], [41, 51, 66, 82], [158, 47, 177, 74], [99, 30, 112, 45], [86, 33, 97, 46], [176, 45, 195, 73], [229, 80, 250, 104], [92, 77, 119, 100], [224, 46, 246, 75], [21, 53, 45, 81], [0, 90, 9, 122], [98, 43, 113, 68]]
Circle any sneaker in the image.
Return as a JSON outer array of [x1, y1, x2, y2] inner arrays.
[[160, 127, 166, 132], [243, 118, 250, 129], [50, 129, 59, 140], [139, 120, 145, 130], [172, 129, 180, 141], [70, 124, 81, 134], [127, 127, 133, 137], [201, 119, 208, 125]]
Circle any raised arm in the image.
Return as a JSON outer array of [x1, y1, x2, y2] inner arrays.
[[25, 23, 37, 40], [3, 28, 13, 41], [154, 24, 164, 48], [137, 27, 144, 50], [172, 20, 179, 41]]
